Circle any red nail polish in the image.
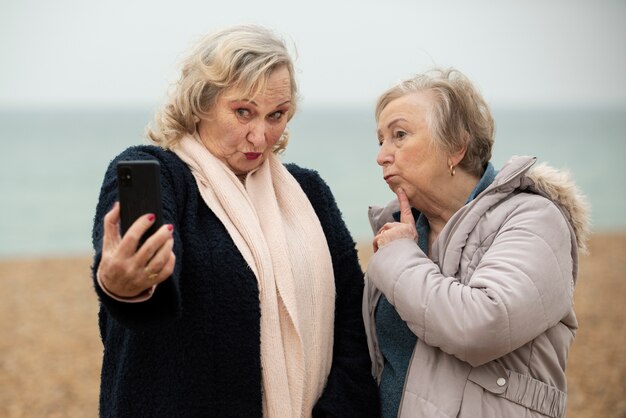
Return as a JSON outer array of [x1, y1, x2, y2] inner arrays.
[[167, 224, 174, 231], [148, 214, 155, 221]]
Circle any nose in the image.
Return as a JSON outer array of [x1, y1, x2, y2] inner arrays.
[[246, 121, 266, 147], [377, 141, 394, 167]]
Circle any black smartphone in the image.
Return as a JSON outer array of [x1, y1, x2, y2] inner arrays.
[[116, 160, 164, 248]]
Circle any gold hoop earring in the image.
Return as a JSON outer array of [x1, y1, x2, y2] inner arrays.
[[449, 165, 456, 176]]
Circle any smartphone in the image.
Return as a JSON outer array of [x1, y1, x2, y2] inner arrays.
[[117, 160, 164, 248]]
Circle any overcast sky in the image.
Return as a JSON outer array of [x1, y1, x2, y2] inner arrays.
[[1, 0, 625, 108]]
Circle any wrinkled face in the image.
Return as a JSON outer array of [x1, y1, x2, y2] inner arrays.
[[376, 91, 449, 207], [197, 65, 292, 175]]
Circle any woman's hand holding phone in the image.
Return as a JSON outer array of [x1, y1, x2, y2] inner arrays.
[[98, 202, 176, 299]]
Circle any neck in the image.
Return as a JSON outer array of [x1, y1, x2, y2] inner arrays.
[[424, 169, 481, 237]]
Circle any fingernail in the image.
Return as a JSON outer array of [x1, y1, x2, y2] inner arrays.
[[148, 214, 155, 221], [167, 224, 174, 232]]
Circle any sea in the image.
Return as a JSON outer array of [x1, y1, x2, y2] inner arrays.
[[1, 105, 625, 259]]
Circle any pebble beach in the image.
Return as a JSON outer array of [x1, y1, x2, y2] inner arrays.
[[1, 232, 624, 417]]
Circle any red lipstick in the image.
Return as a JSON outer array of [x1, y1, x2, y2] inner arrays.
[[244, 152, 262, 160]]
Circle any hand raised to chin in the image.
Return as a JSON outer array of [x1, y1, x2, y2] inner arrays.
[[372, 188, 418, 252]]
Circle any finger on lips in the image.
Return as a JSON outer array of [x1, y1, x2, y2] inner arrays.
[[396, 188, 415, 225]]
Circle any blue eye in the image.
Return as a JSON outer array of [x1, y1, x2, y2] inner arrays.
[[268, 111, 285, 121], [236, 108, 251, 118]]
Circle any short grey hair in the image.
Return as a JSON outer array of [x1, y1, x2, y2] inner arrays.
[[148, 24, 298, 151], [375, 68, 494, 177]]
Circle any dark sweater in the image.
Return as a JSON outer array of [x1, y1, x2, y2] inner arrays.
[[91, 145, 380, 418]]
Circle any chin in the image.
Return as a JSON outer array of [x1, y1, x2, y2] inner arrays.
[[385, 179, 401, 191], [236, 159, 265, 175]]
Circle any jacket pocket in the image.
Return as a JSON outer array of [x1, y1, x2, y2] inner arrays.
[[466, 362, 567, 418]]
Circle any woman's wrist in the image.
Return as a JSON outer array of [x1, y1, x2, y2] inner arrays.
[[96, 269, 156, 303]]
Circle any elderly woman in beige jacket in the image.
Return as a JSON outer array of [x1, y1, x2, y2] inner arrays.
[[364, 68, 590, 418]]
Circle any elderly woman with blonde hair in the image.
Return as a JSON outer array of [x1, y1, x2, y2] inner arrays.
[[364, 68, 589, 418], [91, 24, 379, 417]]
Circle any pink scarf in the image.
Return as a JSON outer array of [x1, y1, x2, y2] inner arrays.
[[173, 133, 335, 417]]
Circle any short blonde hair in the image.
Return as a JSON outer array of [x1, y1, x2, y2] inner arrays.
[[375, 68, 494, 177], [148, 25, 298, 151]]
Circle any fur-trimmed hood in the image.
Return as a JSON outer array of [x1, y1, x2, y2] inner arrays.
[[517, 157, 591, 253]]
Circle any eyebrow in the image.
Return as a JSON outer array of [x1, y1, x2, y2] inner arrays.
[[229, 99, 257, 106], [229, 99, 291, 108], [386, 117, 407, 129], [377, 117, 408, 136]]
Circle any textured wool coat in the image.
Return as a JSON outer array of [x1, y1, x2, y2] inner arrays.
[[363, 156, 590, 418], [92, 145, 379, 418]]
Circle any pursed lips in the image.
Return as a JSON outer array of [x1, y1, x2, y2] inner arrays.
[[244, 152, 262, 160], [383, 173, 396, 182]]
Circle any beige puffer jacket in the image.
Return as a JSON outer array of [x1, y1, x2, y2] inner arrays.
[[363, 156, 590, 418]]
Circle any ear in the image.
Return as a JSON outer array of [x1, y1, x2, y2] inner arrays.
[[448, 132, 469, 168]]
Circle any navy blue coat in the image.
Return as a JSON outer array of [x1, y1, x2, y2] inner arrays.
[[91, 145, 380, 417]]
